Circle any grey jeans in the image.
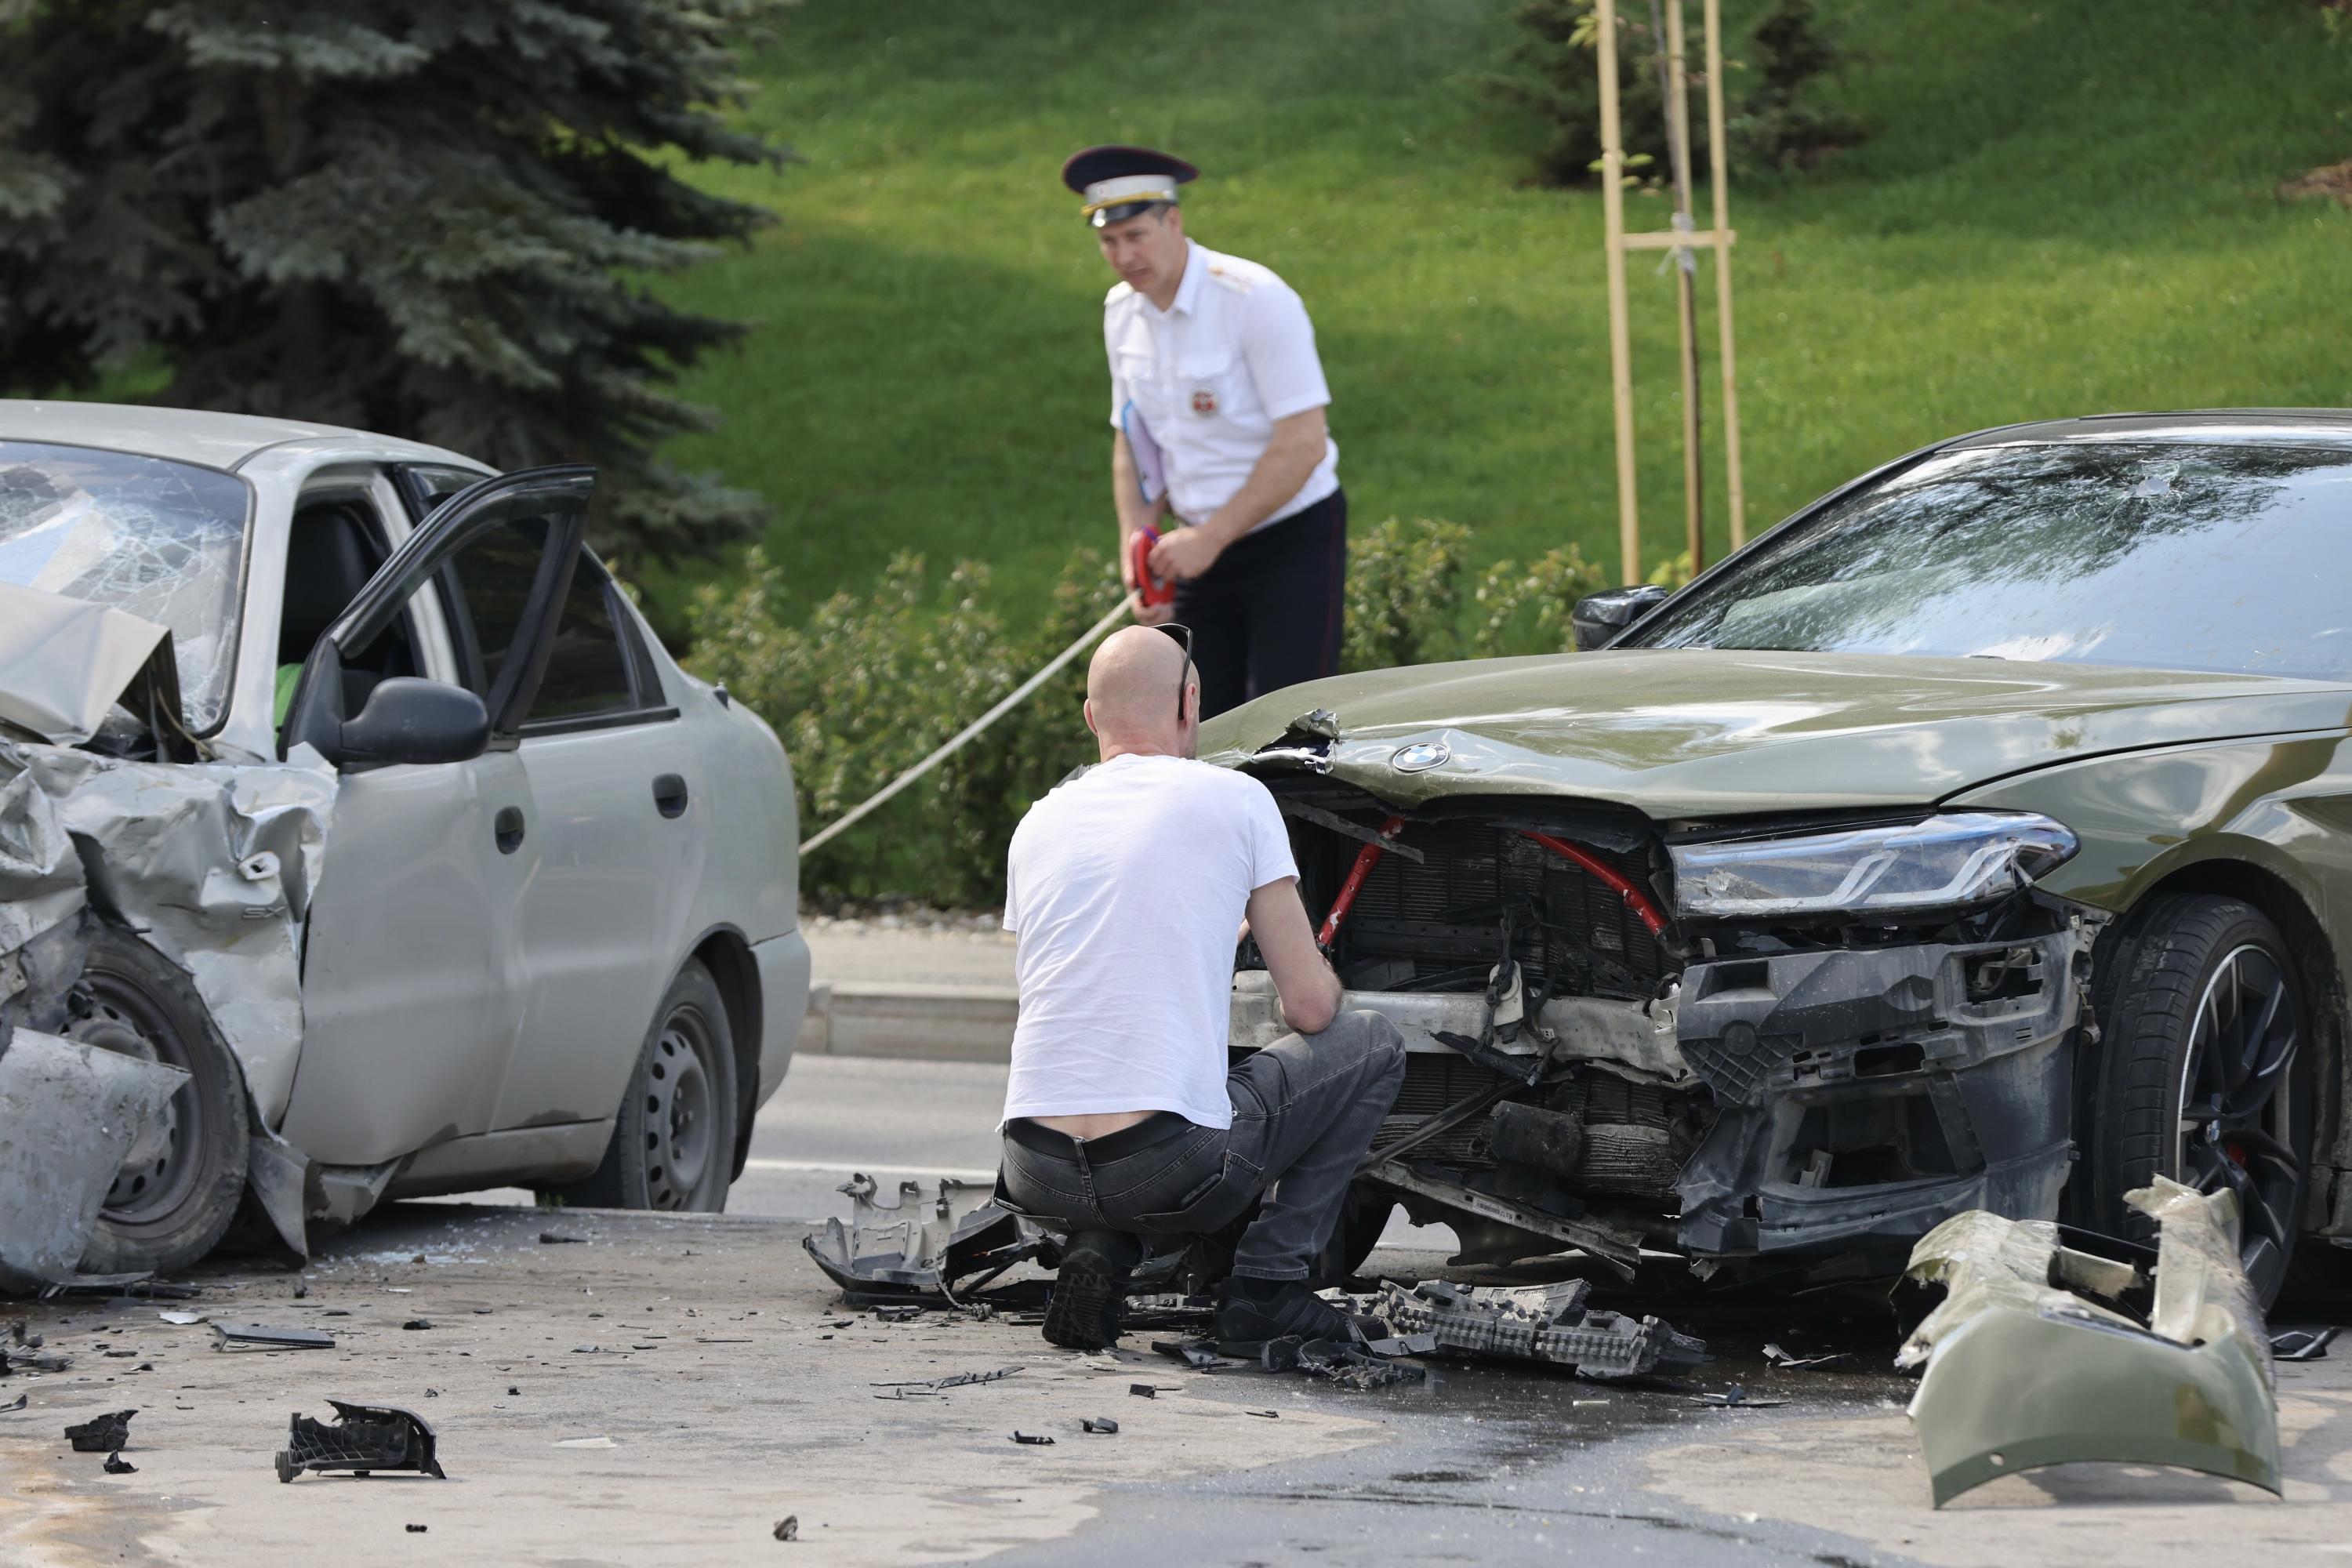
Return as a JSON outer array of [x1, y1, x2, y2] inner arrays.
[[999, 1009, 1406, 1281]]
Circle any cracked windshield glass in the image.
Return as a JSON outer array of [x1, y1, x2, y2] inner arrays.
[[1630, 441, 2352, 681], [0, 441, 252, 730]]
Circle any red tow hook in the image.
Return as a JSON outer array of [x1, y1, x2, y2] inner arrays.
[[1316, 815, 1406, 949], [1521, 831, 1670, 938]]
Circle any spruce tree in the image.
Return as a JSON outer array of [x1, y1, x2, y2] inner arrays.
[[0, 0, 788, 564]]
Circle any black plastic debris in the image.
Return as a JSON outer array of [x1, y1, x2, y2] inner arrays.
[[802, 1177, 1051, 1306], [405, 1524, 426, 1534], [1693, 1384, 1786, 1408], [773, 1516, 800, 1541], [275, 1400, 446, 1483], [212, 1323, 333, 1352], [103, 1452, 136, 1475], [1010, 1430, 1054, 1446], [292, 1282, 308, 1299], [506, 1386, 521, 1396], [540, 1232, 588, 1245], [2, 1345, 74, 1374], [1244, 1409, 1279, 1419], [873, 1305, 924, 1325], [1372, 1280, 1708, 1380], [67, 1410, 135, 1451], [1152, 1339, 1230, 1371], [9, 1321, 41, 1349], [401, 1319, 434, 1332], [1128, 1384, 1157, 1399], [2274, 1327, 2338, 1362], [871, 1365, 1022, 1394], [1080, 1417, 1119, 1435], [1, 1393, 26, 1413], [1263, 1336, 1426, 1391], [1762, 1341, 1853, 1370]]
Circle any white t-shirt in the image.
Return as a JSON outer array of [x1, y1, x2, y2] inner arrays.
[[1105, 240, 1339, 532], [1000, 752, 1298, 1131]]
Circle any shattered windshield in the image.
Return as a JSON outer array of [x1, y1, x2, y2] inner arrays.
[[0, 441, 252, 731], [1628, 441, 2352, 681]]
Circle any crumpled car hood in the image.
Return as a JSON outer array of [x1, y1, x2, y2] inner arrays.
[[1199, 648, 2352, 816], [0, 581, 172, 745]]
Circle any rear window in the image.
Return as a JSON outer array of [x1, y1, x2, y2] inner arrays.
[[0, 441, 252, 731]]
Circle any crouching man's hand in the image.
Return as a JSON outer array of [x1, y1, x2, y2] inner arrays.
[[1247, 875, 1345, 1036]]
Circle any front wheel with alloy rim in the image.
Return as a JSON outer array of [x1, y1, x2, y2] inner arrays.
[[550, 960, 739, 1211], [73, 925, 252, 1275], [2089, 893, 2315, 1306]]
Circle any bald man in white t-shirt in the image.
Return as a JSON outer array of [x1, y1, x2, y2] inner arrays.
[[997, 624, 1404, 1354]]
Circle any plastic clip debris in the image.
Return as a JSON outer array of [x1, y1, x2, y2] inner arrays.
[[1080, 1417, 1120, 1434], [1010, 1430, 1054, 1446], [213, 1322, 333, 1351]]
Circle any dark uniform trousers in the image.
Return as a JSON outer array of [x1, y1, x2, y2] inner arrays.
[[1173, 488, 1346, 720]]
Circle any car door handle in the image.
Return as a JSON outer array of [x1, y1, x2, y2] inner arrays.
[[494, 805, 526, 855], [652, 774, 690, 819]]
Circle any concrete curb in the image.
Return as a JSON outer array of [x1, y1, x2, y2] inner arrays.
[[800, 981, 1015, 1063]]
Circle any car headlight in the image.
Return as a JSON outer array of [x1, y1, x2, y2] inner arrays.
[[1670, 811, 2078, 920]]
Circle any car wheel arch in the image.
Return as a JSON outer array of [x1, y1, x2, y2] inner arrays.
[[2086, 857, 2346, 1240], [678, 923, 764, 1181]]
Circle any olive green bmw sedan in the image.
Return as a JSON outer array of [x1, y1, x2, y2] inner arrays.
[[1205, 411, 2352, 1301]]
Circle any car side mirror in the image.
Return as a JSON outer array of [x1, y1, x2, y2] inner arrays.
[[1571, 585, 1671, 652], [321, 677, 489, 771]]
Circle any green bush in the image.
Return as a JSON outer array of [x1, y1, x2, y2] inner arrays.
[[695, 523, 1652, 905], [1493, 0, 1862, 187]]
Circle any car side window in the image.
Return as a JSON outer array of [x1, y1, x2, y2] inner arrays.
[[528, 550, 638, 723], [432, 517, 552, 702]]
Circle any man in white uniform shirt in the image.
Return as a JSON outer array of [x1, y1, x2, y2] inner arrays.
[[1064, 145, 1348, 718], [998, 622, 1404, 1352]]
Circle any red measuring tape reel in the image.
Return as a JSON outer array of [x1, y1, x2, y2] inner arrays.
[[1128, 525, 1178, 611]]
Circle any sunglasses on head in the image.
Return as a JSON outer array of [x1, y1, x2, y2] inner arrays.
[[1155, 622, 1194, 723]]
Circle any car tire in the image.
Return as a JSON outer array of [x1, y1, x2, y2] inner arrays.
[[2088, 893, 2314, 1305], [551, 960, 739, 1213], [72, 927, 251, 1276]]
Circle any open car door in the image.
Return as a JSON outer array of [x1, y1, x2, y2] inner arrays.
[[278, 466, 595, 1170]]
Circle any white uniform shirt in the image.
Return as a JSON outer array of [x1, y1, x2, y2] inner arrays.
[[1105, 240, 1339, 532], [1000, 753, 1298, 1131]]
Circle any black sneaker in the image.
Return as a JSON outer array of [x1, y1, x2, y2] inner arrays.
[[1214, 1279, 1359, 1356], [1041, 1231, 1140, 1351]]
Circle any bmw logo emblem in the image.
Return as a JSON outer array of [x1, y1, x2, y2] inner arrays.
[[1391, 741, 1451, 773]]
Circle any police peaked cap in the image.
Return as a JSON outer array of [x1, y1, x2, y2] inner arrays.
[[1062, 145, 1199, 227]]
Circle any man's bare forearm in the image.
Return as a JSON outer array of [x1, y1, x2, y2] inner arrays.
[[1197, 407, 1327, 546]]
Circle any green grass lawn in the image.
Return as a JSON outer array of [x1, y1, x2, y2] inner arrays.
[[642, 0, 2351, 636]]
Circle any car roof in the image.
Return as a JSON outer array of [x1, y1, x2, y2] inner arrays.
[[0, 399, 488, 474], [1946, 408, 2352, 450]]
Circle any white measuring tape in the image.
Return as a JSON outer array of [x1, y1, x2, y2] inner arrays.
[[796, 593, 1140, 856]]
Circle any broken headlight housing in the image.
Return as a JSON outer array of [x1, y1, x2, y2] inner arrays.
[[1671, 811, 2078, 920]]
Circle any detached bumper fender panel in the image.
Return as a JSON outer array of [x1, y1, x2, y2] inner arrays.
[[750, 930, 811, 1108], [1675, 927, 2091, 1256]]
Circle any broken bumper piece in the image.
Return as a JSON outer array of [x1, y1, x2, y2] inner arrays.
[[275, 1400, 446, 1483], [1372, 1279, 1708, 1379], [0, 1028, 187, 1294], [800, 1174, 1048, 1304], [1899, 1177, 2279, 1507], [1675, 924, 2091, 1260]]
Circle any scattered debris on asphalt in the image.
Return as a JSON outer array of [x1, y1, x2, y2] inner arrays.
[[213, 1322, 333, 1352], [1244, 1409, 1279, 1419], [1263, 1335, 1427, 1390], [158, 1312, 203, 1326], [65, 1409, 135, 1451], [405, 1524, 426, 1534], [275, 1400, 446, 1483], [1899, 1178, 2280, 1508], [871, 1365, 1022, 1394], [773, 1515, 799, 1541], [2274, 1327, 2337, 1362], [1010, 1430, 1054, 1445], [872, 1305, 923, 1325], [1080, 1417, 1119, 1434], [1152, 1339, 1238, 1371], [802, 1174, 1050, 1305], [540, 1232, 588, 1245], [103, 1451, 136, 1474], [1693, 1385, 1784, 1408], [1370, 1279, 1708, 1379], [1128, 1384, 1160, 1399], [401, 1319, 434, 1331], [1, 1393, 26, 1413], [1762, 1342, 1852, 1370]]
